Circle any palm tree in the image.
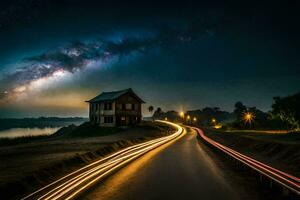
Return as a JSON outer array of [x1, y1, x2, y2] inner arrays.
[[148, 106, 154, 114], [148, 106, 154, 121]]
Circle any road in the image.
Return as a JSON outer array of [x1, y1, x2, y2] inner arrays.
[[79, 127, 259, 200]]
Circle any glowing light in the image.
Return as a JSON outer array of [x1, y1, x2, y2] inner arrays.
[[193, 117, 197, 122], [214, 124, 222, 129], [164, 117, 168, 121], [179, 111, 185, 118], [187, 115, 190, 120], [243, 112, 255, 124], [211, 118, 216, 123]]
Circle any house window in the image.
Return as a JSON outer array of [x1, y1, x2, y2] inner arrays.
[[104, 116, 114, 123], [104, 102, 112, 110], [126, 103, 132, 110]]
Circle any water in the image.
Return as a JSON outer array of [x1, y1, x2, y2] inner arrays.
[[0, 127, 61, 139]]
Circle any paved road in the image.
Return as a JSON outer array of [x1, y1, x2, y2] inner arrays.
[[80, 127, 259, 200]]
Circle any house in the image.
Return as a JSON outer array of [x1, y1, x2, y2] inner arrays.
[[86, 88, 145, 127]]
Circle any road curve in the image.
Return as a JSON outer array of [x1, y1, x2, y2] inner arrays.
[[21, 120, 183, 200], [80, 127, 260, 200]]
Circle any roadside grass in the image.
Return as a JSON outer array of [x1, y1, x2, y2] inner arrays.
[[54, 122, 122, 137], [224, 130, 290, 134], [203, 128, 300, 177], [217, 129, 300, 145], [1, 138, 146, 200], [0, 134, 53, 147], [196, 136, 297, 200]]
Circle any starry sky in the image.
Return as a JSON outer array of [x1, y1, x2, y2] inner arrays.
[[0, 0, 299, 117]]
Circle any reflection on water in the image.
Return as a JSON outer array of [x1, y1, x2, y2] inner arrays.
[[0, 127, 61, 138]]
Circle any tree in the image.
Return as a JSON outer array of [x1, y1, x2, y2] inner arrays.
[[271, 92, 300, 130], [152, 107, 163, 120], [214, 107, 220, 112], [234, 101, 247, 121], [148, 106, 154, 114], [156, 107, 162, 113]]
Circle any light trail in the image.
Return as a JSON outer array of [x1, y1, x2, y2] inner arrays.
[[38, 135, 180, 200], [22, 120, 184, 200], [192, 127, 300, 195]]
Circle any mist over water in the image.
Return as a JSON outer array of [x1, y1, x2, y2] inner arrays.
[[0, 127, 61, 138]]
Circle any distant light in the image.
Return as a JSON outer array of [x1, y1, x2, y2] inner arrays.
[[165, 117, 168, 121], [243, 112, 255, 124], [179, 111, 185, 118], [214, 124, 222, 129], [193, 117, 197, 122], [212, 118, 216, 123], [187, 115, 190, 120]]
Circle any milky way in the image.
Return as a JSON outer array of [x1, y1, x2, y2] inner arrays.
[[0, 27, 204, 102]]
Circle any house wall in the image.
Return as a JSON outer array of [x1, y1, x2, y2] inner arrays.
[[89, 92, 143, 127], [99, 101, 115, 127], [115, 93, 142, 116], [89, 102, 116, 126], [115, 93, 142, 126]]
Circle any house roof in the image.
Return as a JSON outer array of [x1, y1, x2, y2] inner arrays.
[[86, 88, 145, 103]]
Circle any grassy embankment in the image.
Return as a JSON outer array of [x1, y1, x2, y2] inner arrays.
[[0, 121, 175, 199], [203, 128, 300, 177]]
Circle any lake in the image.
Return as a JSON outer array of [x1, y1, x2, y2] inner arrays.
[[0, 127, 61, 139]]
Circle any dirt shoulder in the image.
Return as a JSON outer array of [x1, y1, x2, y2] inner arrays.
[[203, 128, 300, 178], [0, 121, 175, 199]]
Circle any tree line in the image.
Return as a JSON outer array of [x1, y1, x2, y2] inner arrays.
[[149, 91, 300, 130]]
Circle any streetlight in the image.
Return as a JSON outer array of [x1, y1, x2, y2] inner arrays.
[[186, 115, 191, 125], [243, 112, 254, 124], [212, 118, 216, 123], [179, 111, 185, 118]]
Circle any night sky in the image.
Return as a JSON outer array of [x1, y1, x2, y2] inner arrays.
[[0, 0, 299, 117]]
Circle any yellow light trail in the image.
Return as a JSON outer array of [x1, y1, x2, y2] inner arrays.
[[22, 120, 184, 200]]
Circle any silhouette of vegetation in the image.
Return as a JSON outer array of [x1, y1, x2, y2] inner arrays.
[[148, 105, 154, 114], [151, 91, 300, 131], [271, 92, 300, 130], [231, 102, 269, 129], [152, 107, 234, 125]]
